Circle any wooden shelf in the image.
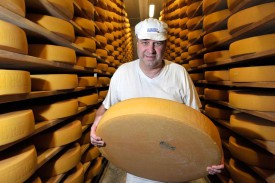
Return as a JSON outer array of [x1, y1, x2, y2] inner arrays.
[[37, 146, 64, 169]]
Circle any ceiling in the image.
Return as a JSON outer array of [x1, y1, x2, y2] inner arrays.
[[124, 0, 164, 28]]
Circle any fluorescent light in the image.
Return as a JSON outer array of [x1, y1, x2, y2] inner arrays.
[[149, 4, 155, 18]]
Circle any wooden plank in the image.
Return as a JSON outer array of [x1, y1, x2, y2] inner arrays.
[[37, 146, 63, 169]]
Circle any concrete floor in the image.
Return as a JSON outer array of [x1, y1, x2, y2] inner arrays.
[[99, 163, 211, 183]]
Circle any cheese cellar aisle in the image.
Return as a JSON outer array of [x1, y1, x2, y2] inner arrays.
[[0, 0, 275, 183], [0, 0, 133, 182]]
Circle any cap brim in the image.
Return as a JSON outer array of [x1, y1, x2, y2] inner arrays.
[[137, 33, 167, 41]]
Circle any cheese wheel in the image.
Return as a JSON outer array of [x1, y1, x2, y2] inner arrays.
[[204, 50, 230, 63], [78, 129, 91, 145], [187, 1, 202, 18], [97, 98, 222, 182], [95, 35, 107, 46], [78, 93, 98, 107], [106, 56, 115, 63], [31, 74, 78, 91], [105, 44, 114, 52], [203, 30, 232, 48], [104, 33, 115, 42], [189, 59, 204, 68], [229, 65, 275, 82], [229, 34, 275, 57], [180, 29, 189, 39], [96, 49, 108, 59], [226, 0, 238, 11], [32, 99, 78, 121], [0, 109, 35, 146], [85, 157, 103, 180], [230, 113, 275, 141], [180, 41, 189, 49], [204, 88, 229, 101], [76, 57, 97, 68], [97, 63, 108, 72], [0, 20, 28, 54], [186, 16, 203, 30], [47, 0, 74, 19], [99, 90, 108, 99], [0, 69, 31, 95], [33, 120, 82, 148], [0, 0, 25, 17], [63, 163, 84, 183], [229, 90, 275, 112], [0, 145, 37, 182], [28, 44, 76, 64], [78, 77, 97, 87], [38, 143, 81, 178], [73, 17, 95, 36], [205, 104, 232, 120], [205, 70, 230, 81], [228, 158, 265, 183], [81, 146, 100, 163], [228, 2, 275, 34], [228, 136, 275, 169], [188, 29, 203, 42], [203, 9, 230, 31], [107, 67, 116, 74], [188, 44, 204, 55], [182, 64, 190, 70], [74, 37, 96, 53], [189, 73, 204, 81], [26, 14, 75, 42], [203, 0, 228, 14], [95, 21, 108, 33], [181, 52, 189, 60]]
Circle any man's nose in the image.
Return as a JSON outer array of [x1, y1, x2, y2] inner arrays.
[[147, 43, 156, 53]]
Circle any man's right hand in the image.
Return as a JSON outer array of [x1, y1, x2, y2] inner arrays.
[[90, 122, 105, 147]]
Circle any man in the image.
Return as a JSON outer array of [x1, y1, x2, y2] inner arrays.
[[91, 18, 224, 182]]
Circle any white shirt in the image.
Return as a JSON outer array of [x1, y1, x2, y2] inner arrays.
[[102, 59, 202, 183]]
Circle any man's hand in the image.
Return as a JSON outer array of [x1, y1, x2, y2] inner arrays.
[[90, 122, 105, 147], [206, 164, 224, 175]]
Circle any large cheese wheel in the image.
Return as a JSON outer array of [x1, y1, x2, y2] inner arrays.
[[188, 29, 203, 42], [230, 113, 275, 141], [186, 16, 203, 30], [85, 157, 103, 180], [0, 109, 34, 146], [203, 0, 228, 14], [74, 37, 96, 53], [47, 0, 74, 19], [203, 9, 230, 31], [228, 136, 275, 169], [228, 158, 265, 183], [228, 2, 275, 34], [38, 143, 81, 178], [204, 88, 229, 101], [31, 74, 78, 91], [203, 29, 232, 48], [33, 120, 82, 148], [205, 104, 232, 120], [0, 69, 31, 95], [32, 99, 78, 121], [0, 145, 37, 182], [96, 49, 108, 59], [76, 57, 97, 68], [96, 98, 222, 182], [204, 50, 230, 64], [189, 73, 204, 81], [95, 35, 107, 47], [188, 44, 204, 55], [28, 44, 76, 64], [205, 70, 230, 81], [81, 146, 100, 163], [0, 0, 25, 17], [229, 90, 275, 112], [26, 14, 75, 42], [78, 76, 97, 87], [229, 34, 275, 57], [78, 93, 98, 107], [63, 163, 84, 183], [73, 17, 95, 36], [0, 20, 28, 54], [189, 59, 204, 68], [229, 65, 275, 82]]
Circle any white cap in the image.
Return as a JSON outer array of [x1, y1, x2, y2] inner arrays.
[[135, 18, 168, 41]]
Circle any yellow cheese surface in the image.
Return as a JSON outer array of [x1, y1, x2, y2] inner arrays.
[[73, 17, 95, 36], [78, 94, 99, 107], [76, 57, 97, 68], [0, 20, 28, 54], [74, 37, 96, 53], [204, 88, 229, 101], [48, 0, 74, 19], [204, 50, 230, 63], [205, 104, 232, 120], [81, 146, 100, 163], [0, 0, 25, 17], [205, 70, 230, 81], [78, 77, 97, 87], [203, 29, 231, 48], [63, 163, 84, 183], [203, 9, 230, 31]]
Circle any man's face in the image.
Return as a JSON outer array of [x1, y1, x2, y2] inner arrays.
[[137, 39, 166, 68]]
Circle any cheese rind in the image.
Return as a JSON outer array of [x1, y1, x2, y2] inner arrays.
[[205, 104, 232, 120], [203, 30, 231, 48], [0, 0, 26, 17], [63, 163, 84, 183], [0, 145, 37, 182], [31, 74, 78, 91], [78, 77, 97, 87], [0, 69, 31, 95], [230, 113, 275, 141], [229, 91, 275, 112], [229, 34, 275, 57], [229, 65, 275, 82], [74, 37, 96, 53], [33, 120, 82, 149], [76, 57, 97, 68], [81, 146, 101, 163], [32, 99, 79, 121], [73, 17, 95, 36], [0, 109, 35, 145], [203, 9, 230, 31], [78, 94, 99, 107], [27, 14, 75, 42], [28, 44, 76, 64], [204, 88, 229, 101], [205, 70, 230, 81], [0, 20, 28, 54], [204, 50, 230, 63], [48, 0, 74, 19]]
